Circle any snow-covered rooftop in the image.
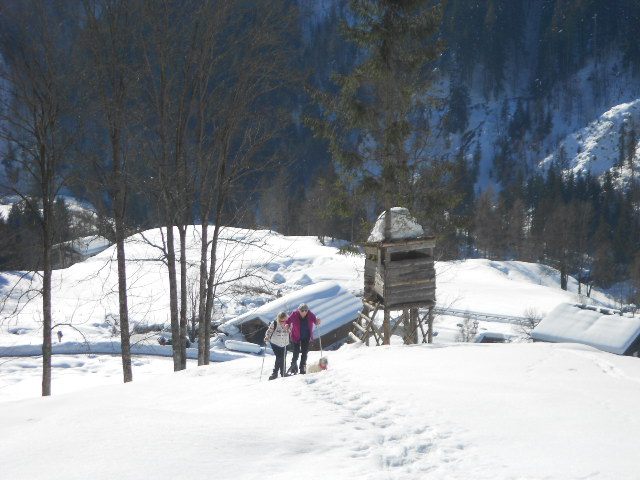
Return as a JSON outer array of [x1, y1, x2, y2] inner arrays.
[[532, 303, 640, 355], [367, 207, 424, 242], [58, 236, 111, 257]]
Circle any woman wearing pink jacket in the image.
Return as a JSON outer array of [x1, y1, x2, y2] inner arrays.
[[286, 303, 321, 374]]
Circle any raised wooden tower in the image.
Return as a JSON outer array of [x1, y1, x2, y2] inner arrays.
[[352, 236, 436, 345], [364, 237, 435, 308]]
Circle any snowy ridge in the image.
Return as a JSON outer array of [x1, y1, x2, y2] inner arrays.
[[540, 98, 640, 183]]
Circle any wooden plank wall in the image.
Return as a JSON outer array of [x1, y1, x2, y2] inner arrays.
[[364, 239, 436, 308]]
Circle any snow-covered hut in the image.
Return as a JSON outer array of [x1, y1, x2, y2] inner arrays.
[[474, 332, 514, 344], [532, 303, 640, 356], [218, 281, 362, 350], [52, 235, 111, 269]]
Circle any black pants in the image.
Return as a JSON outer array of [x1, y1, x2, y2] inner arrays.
[[271, 344, 287, 376], [291, 338, 310, 371]]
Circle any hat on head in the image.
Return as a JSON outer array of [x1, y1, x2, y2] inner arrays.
[[298, 303, 309, 312]]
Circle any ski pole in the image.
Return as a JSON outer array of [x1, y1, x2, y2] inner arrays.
[[259, 345, 266, 381], [316, 322, 323, 358], [283, 344, 287, 376]]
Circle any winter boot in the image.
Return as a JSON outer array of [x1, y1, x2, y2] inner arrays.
[[300, 364, 306, 375], [268, 369, 278, 381], [288, 363, 298, 375]]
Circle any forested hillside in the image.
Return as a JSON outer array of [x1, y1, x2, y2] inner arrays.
[[1, 0, 640, 303], [291, 0, 640, 298]]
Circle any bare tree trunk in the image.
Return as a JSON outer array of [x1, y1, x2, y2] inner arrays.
[[560, 264, 568, 291], [179, 225, 188, 369], [197, 222, 210, 366], [165, 225, 182, 371], [115, 217, 132, 382], [203, 223, 222, 365], [41, 211, 53, 396], [81, 0, 135, 383]]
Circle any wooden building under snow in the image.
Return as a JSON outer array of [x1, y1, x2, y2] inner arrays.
[[363, 237, 436, 309], [532, 303, 640, 356], [218, 281, 362, 350]]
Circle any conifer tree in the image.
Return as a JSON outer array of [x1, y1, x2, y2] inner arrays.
[[308, 0, 446, 241]]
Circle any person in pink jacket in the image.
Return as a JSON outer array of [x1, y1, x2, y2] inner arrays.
[[286, 303, 321, 374]]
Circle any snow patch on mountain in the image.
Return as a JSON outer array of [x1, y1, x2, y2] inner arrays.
[[540, 98, 640, 184]]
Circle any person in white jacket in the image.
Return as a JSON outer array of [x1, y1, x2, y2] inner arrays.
[[264, 311, 291, 380]]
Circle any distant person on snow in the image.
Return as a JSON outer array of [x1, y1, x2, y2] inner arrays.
[[286, 303, 321, 375], [264, 311, 290, 380]]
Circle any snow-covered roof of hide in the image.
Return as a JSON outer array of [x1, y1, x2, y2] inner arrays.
[[58, 236, 111, 257], [532, 303, 640, 355], [367, 207, 424, 243], [219, 281, 362, 338]]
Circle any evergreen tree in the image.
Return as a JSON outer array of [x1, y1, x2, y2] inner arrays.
[[52, 198, 72, 246], [473, 186, 502, 259], [308, 0, 447, 241], [504, 197, 526, 259], [445, 81, 470, 134], [555, 144, 569, 172], [617, 122, 627, 176], [627, 121, 637, 187]]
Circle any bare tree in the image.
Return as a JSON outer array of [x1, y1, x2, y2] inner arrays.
[[80, 0, 138, 382], [513, 307, 544, 340], [0, 0, 80, 395], [123, 0, 299, 368], [186, 271, 199, 343], [456, 311, 478, 343], [190, 1, 300, 365], [133, 0, 207, 371]]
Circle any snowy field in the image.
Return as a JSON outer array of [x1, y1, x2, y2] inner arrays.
[[1, 226, 639, 479]]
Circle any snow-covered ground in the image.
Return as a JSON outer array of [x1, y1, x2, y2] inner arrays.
[[2, 342, 640, 479], [1, 226, 638, 479]]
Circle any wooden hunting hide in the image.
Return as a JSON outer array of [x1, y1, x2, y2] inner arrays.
[[363, 237, 436, 309], [353, 237, 436, 346]]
